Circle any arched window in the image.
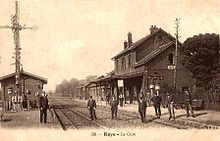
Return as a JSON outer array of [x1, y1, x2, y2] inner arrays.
[[168, 53, 174, 64]]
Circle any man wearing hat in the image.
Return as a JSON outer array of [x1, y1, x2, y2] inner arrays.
[[138, 92, 147, 123], [110, 96, 118, 120], [39, 91, 49, 124], [151, 91, 162, 118], [166, 92, 175, 120], [87, 95, 97, 120], [185, 90, 195, 117]]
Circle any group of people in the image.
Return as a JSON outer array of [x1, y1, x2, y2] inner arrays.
[[138, 90, 195, 122], [106, 92, 124, 107], [87, 95, 119, 120], [137, 91, 162, 123], [87, 90, 195, 123]]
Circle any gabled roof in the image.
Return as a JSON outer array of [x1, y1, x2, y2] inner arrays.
[[134, 41, 175, 67], [111, 29, 160, 60], [0, 71, 48, 84], [111, 28, 180, 60]]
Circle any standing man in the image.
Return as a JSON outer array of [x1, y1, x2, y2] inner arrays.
[[146, 90, 151, 107], [167, 93, 175, 120], [106, 91, 110, 105], [119, 92, 124, 107], [138, 94, 147, 123], [185, 90, 195, 117], [110, 96, 118, 120], [87, 95, 97, 120], [39, 91, 49, 124], [151, 92, 162, 118]]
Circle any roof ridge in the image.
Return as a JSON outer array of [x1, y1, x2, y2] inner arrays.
[[112, 28, 163, 60], [0, 71, 48, 84], [22, 71, 48, 81]]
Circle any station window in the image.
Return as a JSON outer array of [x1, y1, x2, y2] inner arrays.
[[168, 53, 174, 64], [115, 60, 119, 71], [121, 57, 126, 70], [128, 54, 131, 68]]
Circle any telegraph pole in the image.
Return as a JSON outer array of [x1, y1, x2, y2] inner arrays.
[[0, 1, 37, 99], [173, 18, 180, 90]]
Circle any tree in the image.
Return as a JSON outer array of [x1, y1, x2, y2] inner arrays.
[[55, 84, 62, 94], [55, 78, 81, 97], [69, 78, 79, 97], [61, 79, 69, 94], [180, 33, 219, 88], [55, 75, 97, 98], [47, 90, 53, 96], [55, 79, 69, 96]]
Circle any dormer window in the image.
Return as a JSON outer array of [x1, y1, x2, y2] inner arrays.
[[168, 53, 174, 64]]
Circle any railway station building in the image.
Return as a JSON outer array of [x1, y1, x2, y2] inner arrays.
[[0, 70, 47, 112], [89, 25, 194, 104], [76, 82, 90, 100], [88, 73, 115, 103]]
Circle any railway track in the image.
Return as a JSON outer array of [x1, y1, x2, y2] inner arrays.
[[78, 101, 219, 130], [53, 108, 77, 130], [50, 97, 219, 130], [53, 105, 107, 130]]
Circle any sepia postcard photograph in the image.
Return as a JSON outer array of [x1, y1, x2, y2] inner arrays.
[[0, 0, 219, 141]]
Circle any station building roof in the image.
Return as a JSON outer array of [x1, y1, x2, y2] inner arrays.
[[0, 70, 48, 84]]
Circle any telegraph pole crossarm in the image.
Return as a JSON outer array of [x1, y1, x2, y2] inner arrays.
[[0, 25, 12, 29]]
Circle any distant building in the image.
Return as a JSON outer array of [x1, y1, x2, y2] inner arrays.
[[88, 25, 194, 104], [76, 82, 90, 100], [77, 77, 106, 102], [0, 70, 47, 112]]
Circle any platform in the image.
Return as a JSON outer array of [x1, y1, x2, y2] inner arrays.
[[75, 98, 220, 127], [0, 109, 61, 129]]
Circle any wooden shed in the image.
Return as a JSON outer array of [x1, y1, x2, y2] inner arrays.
[[0, 70, 47, 112]]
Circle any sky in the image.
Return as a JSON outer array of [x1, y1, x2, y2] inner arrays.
[[0, 0, 219, 91]]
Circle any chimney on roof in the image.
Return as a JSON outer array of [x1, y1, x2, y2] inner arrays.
[[150, 25, 158, 34], [124, 40, 128, 49], [127, 32, 132, 47]]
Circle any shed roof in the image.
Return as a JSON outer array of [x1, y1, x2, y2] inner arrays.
[[0, 71, 48, 84]]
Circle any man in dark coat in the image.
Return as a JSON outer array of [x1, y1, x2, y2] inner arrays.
[[167, 93, 175, 120], [39, 91, 49, 124], [138, 94, 147, 123], [119, 92, 124, 107], [87, 96, 97, 120], [106, 91, 110, 105], [185, 90, 195, 117], [110, 96, 118, 120], [151, 93, 162, 118]]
